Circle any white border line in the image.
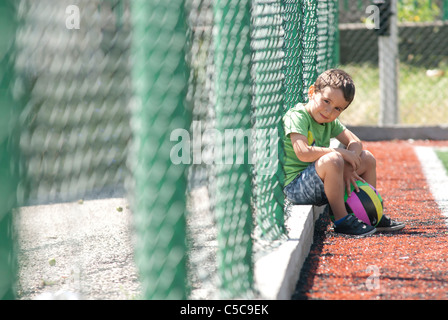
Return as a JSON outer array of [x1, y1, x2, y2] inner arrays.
[[414, 146, 448, 225]]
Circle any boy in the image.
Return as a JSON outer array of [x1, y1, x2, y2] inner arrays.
[[283, 69, 404, 237]]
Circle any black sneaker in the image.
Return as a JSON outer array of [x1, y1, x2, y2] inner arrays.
[[375, 215, 405, 232], [334, 214, 376, 237]]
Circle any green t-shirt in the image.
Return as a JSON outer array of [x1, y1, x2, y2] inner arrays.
[[283, 104, 346, 186]]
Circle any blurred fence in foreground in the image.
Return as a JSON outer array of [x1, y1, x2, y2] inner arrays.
[[4, 0, 447, 302], [10, 0, 448, 300]]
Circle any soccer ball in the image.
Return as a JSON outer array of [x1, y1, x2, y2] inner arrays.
[[345, 180, 383, 226]]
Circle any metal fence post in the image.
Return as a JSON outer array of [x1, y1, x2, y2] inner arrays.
[[377, 0, 399, 125]]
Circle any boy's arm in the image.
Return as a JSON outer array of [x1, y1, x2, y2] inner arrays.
[[290, 132, 335, 163], [290, 130, 362, 170], [335, 128, 363, 156], [335, 129, 366, 194]]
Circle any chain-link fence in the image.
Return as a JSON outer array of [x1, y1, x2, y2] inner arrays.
[[338, 0, 448, 126], [0, 0, 21, 300], [16, 0, 132, 205], [5, 0, 430, 300]]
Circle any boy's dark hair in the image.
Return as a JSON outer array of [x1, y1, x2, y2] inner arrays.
[[313, 69, 355, 106]]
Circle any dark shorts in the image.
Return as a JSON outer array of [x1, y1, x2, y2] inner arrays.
[[284, 163, 329, 206]]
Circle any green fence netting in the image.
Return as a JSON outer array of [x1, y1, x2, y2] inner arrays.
[[0, 0, 20, 300], [130, 0, 190, 300], [16, 0, 132, 204], [252, 0, 286, 242], [213, 0, 254, 299], [1, 0, 339, 299]]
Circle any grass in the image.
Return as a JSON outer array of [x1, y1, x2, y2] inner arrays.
[[436, 150, 448, 174], [338, 63, 448, 126]]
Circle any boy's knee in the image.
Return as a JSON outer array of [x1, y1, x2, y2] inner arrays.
[[318, 151, 344, 170], [361, 150, 376, 168]]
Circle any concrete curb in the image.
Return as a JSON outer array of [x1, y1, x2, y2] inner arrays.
[[347, 125, 448, 141], [254, 204, 326, 299], [254, 138, 339, 300]]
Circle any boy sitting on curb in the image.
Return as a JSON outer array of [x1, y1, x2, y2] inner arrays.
[[283, 69, 405, 237]]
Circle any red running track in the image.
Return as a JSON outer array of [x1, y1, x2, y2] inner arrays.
[[293, 140, 448, 300]]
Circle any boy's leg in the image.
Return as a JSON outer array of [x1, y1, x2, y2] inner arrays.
[[315, 151, 376, 237], [283, 163, 328, 206], [284, 152, 376, 237], [356, 150, 405, 231], [315, 152, 348, 221], [355, 150, 377, 188]]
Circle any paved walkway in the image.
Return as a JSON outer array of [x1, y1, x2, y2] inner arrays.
[[16, 198, 140, 300], [293, 140, 448, 300]]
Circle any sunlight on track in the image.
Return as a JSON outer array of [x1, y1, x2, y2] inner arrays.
[[414, 146, 448, 227]]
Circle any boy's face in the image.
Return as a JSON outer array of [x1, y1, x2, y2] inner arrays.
[[306, 85, 350, 124]]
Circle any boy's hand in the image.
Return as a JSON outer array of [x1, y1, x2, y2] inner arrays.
[[343, 163, 366, 197], [338, 148, 361, 171]]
